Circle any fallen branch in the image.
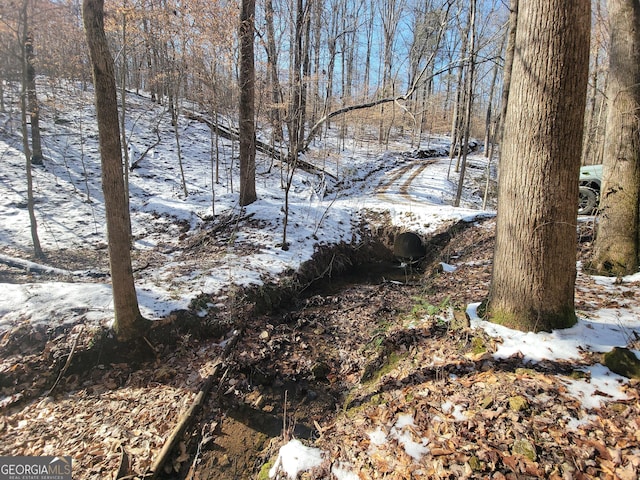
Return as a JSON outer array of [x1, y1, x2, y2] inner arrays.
[[129, 111, 165, 170], [149, 366, 220, 479], [114, 443, 130, 480], [147, 331, 240, 479], [46, 327, 84, 397], [0, 253, 72, 276], [185, 111, 336, 180], [0, 253, 108, 278]]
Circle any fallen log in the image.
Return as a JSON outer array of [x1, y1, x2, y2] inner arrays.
[[148, 365, 220, 479], [0, 253, 107, 278], [147, 331, 240, 479], [184, 111, 336, 180]]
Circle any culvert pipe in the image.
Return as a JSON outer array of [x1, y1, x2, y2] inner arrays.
[[393, 232, 426, 263]]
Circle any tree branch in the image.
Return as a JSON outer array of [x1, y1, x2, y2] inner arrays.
[[303, 0, 454, 151]]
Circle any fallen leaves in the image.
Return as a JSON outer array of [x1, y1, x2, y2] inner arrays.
[[3, 219, 640, 480], [0, 335, 225, 479]]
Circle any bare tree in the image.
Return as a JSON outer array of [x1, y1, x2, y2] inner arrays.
[[588, 0, 640, 276], [447, 3, 467, 176], [303, 0, 452, 151], [16, 0, 43, 258], [378, 0, 404, 145], [498, 0, 518, 145], [239, 0, 257, 206], [119, 0, 132, 239], [581, 0, 608, 166], [407, 1, 447, 147], [453, 0, 477, 207], [263, 0, 284, 141], [82, 0, 150, 342], [487, 0, 591, 332], [287, 0, 311, 159], [22, 4, 43, 165]]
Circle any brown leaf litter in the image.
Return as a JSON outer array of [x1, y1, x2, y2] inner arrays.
[[1, 218, 640, 480]]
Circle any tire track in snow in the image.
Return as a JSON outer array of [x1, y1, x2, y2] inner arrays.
[[375, 159, 437, 205]]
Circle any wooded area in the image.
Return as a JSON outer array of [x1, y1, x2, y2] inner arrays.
[[0, 0, 614, 176], [3, 2, 640, 478], [0, 0, 557, 158], [1, 0, 639, 338]]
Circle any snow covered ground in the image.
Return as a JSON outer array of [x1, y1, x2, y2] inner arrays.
[[0, 82, 486, 330], [1, 82, 640, 479]]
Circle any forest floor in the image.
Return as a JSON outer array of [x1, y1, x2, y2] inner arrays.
[[1, 81, 638, 480], [1, 216, 639, 480]]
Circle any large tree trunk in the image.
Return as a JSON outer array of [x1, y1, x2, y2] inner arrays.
[[82, 0, 149, 342], [239, 0, 257, 206], [588, 0, 640, 276], [487, 0, 590, 332]]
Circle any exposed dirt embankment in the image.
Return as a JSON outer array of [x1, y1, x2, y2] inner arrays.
[[3, 218, 638, 480]]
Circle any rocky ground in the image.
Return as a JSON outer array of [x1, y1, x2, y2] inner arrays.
[[1, 218, 639, 480]]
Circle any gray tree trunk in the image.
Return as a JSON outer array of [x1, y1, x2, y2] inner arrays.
[[19, 0, 42, 258], [21, 0, 43, 166]]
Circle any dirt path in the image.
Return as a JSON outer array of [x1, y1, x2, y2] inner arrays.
[[375, 159, 437, 205]]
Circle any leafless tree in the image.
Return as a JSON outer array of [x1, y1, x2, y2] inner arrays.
[[239, 0, 257, 206], [82, 0, 150, 342]]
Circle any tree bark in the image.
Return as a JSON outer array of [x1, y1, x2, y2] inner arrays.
[[24, 33, 43, 165], [288, 0, 310, 159], [484, 34, 505, 158], [82, 0, 150, 342], [499, 0, 518, 145], [487, 0, 590, 332], [454, 0, 477, 207], [239, 0, 257, 206], [21, 62, 43, 259], [119, 1, 132, 241], [588, 0, 640, 276], [19, 0, 43, 258], [448, 16, 468, 176], [265, 0, 283, 141], [20, 0, 43, 166]]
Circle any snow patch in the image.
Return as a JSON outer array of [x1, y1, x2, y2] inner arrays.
[[331, 462, 360, 480], [559, 364, 629, 409], [389, 413, 430, 460], [269, 439, 323, 480], [367, 427, 387, 446], [467, 303, 633, 410], [440, 262, 457, 273]]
